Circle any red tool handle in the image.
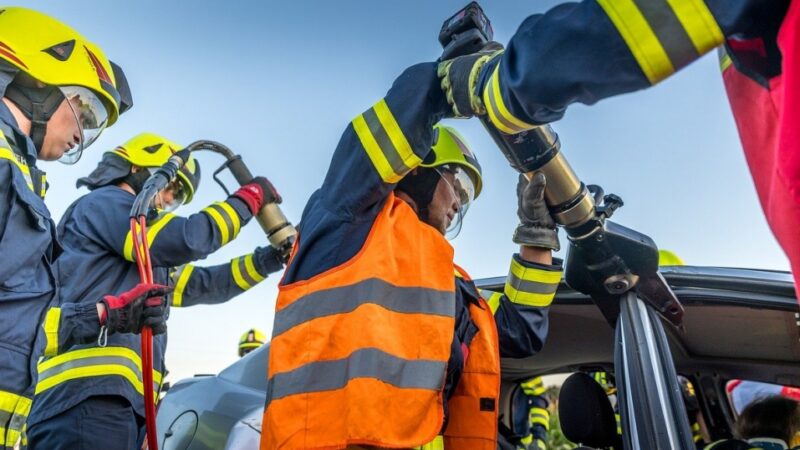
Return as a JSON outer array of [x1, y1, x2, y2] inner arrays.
[[130, 217, 159, 450]]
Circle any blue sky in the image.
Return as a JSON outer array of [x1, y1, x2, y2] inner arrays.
[[25, 1, 788, 382]]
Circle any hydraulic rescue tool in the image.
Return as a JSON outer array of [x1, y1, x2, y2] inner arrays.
[[130, 141, 296, 450], [439, 2, 684, 327]]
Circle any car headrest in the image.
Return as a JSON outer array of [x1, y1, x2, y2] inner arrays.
[[559, 372, 619, 448]]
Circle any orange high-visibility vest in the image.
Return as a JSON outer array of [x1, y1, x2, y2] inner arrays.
[[262, 193, 500, 449], [446, 264, 501, 449]]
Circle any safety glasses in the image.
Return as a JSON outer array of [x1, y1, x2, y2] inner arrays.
[[58, 85, 110, 164], [436, 164, 477, 239], [157, 178, 188, 212]]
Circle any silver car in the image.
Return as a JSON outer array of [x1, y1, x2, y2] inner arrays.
[[157, 266, 800, 450]]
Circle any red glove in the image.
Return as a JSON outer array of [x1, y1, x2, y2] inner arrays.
[[99, 283, 172, 335], [232, 176, 281, 215]]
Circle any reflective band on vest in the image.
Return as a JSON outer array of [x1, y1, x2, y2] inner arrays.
[[271, 277, 455, 337], [36, 346, 162, 400], [262, 194, 458, 449]]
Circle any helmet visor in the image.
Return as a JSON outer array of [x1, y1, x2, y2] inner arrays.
[[156, 178, 188, 212], [58, 86, 110, 164], [437, 164, 476, 239]]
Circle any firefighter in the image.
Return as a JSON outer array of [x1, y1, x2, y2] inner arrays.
[[0, 7, 146, 448], [519, 377, 550, 450], [239, 328, 267, 357], [437, 0, 800, 299], [26, 133, 284, 449], [262, 61, 562, 449]]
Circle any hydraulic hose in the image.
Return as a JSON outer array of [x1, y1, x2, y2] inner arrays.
[[129, 215, 158, 450], [129, 140, 297, 449]]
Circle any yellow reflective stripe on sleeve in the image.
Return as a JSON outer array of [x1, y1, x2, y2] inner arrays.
[[520, 435, 533, 445], [692, 422, 702, 442], [666, 0, 724, 54], [217, 201, 242, 239], [244, 254, 265, 283], [530, 406, 550, 428], [482, 64, 538, 135], [414, 435, 444, 450], [352, 99, 422, 183], [616, 412, 622, 435], [597, 0, 674, 83], [122, 212, 177, 261], [598, 0, 723, 84], [43, 308, 61, 357], [0, 147, 34, 192], [504, 258, 561, 307], [0, 390, 31, 448], [536, 438, 547, 450], [202, 202, 241, 246], [719, 48, 732, 72], [479, 289, 503, 314], [522, 376, 546, 396], [36, 346, 162, 399], [170, 264, 195, 307], [232, 254, 265, 291], [204, 204, 230, 244]]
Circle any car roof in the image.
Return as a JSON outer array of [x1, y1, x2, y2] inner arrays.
[[478, 266, 800, 385]]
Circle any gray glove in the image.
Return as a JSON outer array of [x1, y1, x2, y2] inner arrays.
[[513, 173, 560, 251], [437, 41, 504, 118]]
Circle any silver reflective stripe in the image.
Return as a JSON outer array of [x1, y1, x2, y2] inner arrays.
[[236, 256, 259, 288], [485, 72, 524, 133], [631, 0, 698, 69], [37, 355, 159, 392], [0, 409, 11, 428], [507, 271, 559, 295], [272, 278, 455, 337], [362, 107, 414, 178], [207, 203, 235, 239], [7, 409, 26, 436], [266, 347, 446, 406]]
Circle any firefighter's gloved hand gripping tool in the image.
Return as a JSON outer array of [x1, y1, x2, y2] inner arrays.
[[439, 2, 684, 327], [130, 141, 296, 450]]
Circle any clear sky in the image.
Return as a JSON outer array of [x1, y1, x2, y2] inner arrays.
[[24, 1, 789, 383]]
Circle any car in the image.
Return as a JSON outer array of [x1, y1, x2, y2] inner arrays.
[[157, 264, 800, 450]]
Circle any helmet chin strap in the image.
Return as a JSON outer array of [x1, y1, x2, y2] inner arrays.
[[4, 74, 65, 154]]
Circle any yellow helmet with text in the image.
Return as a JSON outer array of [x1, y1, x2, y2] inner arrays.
[[423, 124, 482, 198], [0, 7, 133, 161], [422, 124, 482, 238], [110, 133, 200, 205]]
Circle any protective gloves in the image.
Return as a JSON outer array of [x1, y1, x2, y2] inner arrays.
[[437, 41, 504, 118], [99, 283, 172, 337], [254, 245, 285, 275], [513, 173, 560, 251], [232, 176, 282, 216]]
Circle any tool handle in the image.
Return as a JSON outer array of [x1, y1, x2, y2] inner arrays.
[[227, 156, 297, 258]]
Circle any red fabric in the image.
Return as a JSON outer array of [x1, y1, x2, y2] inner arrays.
[[722, 1, 800, 300], [781, 386, 800, 401], [102, 282, 166, 309], [726, 379, 743, 394], [233, 183, 264, 215]]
